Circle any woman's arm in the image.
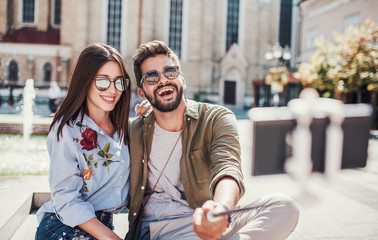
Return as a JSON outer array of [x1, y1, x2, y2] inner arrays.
[[48, 124, 96, 227], [79, 218, 122, 240]]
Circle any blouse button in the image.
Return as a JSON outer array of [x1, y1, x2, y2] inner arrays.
[[141, 186, 145, 190], [142, 159, 145, 163], [133, 212, 137, 216], [187, 118, 190, 121]]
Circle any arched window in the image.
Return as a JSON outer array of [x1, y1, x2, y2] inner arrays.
[[6, 60, 19, 82], [43, 62, 52, 82]]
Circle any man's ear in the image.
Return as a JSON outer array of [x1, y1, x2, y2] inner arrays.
[[137, 88, 146, 99], [182, 77, 186, 89]]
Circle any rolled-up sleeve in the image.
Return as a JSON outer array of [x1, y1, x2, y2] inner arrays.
[[47, 125, 96, 227], [209, 108, 245, 199]]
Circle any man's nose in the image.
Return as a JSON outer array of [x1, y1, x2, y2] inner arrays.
[[158, 72, 169, 85]]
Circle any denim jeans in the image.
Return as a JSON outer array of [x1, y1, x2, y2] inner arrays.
[[35, 211, 114, 240]]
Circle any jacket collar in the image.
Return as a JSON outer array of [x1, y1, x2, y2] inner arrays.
[[184, 99, 199, 120]]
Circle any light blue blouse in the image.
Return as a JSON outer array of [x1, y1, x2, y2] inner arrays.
[[36, 114, 130, 227]]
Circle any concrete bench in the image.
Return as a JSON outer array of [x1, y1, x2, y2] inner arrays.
[[9, 192, 129, 240], [0, 177, 128, 239]]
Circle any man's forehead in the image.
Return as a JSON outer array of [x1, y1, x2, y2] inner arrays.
[[141, 56, 175, 72]]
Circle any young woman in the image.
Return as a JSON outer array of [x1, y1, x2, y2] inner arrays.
[[36, 43, 131, 240]]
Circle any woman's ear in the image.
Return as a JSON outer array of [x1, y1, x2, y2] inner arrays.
[[137, 88, 146, 99]]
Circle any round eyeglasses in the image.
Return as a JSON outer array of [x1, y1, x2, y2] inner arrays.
[[140, 66, 180, 86]]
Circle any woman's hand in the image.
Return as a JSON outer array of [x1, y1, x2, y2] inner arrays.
[[135, 100, 151, 118]]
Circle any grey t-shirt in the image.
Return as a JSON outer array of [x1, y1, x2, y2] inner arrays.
[[142, 122, 193, 220]]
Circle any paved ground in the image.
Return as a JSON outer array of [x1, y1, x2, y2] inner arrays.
[[0, 116, 377, 239]]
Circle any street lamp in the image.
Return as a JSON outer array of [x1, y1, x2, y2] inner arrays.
[[264, 46, 273, 61], [272, 42, 283, 59], [282, 45, 291, 62], [264, 42, 292, 106], [265, 42, 291, 64]]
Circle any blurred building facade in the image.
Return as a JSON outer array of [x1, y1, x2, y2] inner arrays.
[[0, 0, 71, 87], [0, 0, 286, 108], [294, 0, 378, 64]]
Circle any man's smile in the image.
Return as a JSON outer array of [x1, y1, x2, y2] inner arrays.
[[157, 87, 174, 96]]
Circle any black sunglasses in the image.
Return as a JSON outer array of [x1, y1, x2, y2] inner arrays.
[[140, 66, 180, 86], [95, 77, 129, 92]]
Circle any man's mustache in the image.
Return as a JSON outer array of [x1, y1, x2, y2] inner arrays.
[[155, 83, 178, 94]]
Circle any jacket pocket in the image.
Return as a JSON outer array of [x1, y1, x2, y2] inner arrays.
[[190, 146, 211, 184]]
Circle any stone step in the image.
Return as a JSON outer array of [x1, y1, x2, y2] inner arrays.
[[0, 176, 49, 240], [0, 176, 129, 239], [10, 215, 37, 240]]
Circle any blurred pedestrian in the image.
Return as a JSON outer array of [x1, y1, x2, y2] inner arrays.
[[47, 81, 62, 115]]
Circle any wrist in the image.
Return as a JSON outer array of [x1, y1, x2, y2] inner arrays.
[[219, 203, 230, 211], [218, 203, 232, 225]]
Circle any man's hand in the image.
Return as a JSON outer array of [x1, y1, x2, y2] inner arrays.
[[193, 200, 229, 240]]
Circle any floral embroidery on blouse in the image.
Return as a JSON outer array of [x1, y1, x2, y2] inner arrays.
[[73, 122, 119, 192]]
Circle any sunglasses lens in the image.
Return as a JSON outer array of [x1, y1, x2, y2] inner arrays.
[[164, 67, 179, 79], [115, 78, 126, 91], [95, 78, 110, 91], [141, 66, 179, 86], [144, 71, 160, 84]]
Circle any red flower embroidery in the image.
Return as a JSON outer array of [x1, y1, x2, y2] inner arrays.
[[80, 128, 98, 150]]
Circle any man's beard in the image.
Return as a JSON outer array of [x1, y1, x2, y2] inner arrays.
[[143, 83, 183, 112]]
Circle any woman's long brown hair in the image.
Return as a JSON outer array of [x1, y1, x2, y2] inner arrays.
[[51, 43, 131, 144]]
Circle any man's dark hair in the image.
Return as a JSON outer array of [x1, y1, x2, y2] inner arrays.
[[133, 40, 181, 87]]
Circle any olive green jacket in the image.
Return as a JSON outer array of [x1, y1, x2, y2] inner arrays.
[[127, 99, 245, 228]]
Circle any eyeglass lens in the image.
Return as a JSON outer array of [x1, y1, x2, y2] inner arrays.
[[95, 77, 126, 92], [143, 66, 179, 85]]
